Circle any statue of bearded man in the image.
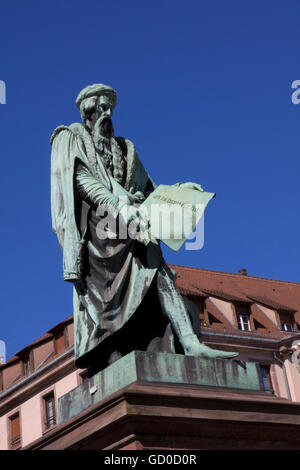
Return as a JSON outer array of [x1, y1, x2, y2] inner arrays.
[[50, 83, 237, 372]]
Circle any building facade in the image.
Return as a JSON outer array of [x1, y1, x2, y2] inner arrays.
[[1, 266, 300, 450]]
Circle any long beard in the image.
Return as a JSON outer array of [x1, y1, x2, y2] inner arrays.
[[92, 116, 113, 165], [92, 115, 113, 143], [92, 117, 126, 186]]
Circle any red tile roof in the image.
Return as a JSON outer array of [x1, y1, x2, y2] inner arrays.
[[172, 265, 300, 319]]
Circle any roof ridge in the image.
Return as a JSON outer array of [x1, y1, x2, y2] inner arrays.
[[170, 264, 300, 287]]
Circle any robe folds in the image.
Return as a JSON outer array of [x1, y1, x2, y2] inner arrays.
[[50, 123, 170, 369]]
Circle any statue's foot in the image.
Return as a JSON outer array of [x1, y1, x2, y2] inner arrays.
[[180, 334, 238, 359]]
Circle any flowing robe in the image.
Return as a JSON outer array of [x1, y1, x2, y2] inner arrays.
[[50, 123, 175, 368]]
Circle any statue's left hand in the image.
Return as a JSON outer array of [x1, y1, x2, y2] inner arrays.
[[176, 182, 204, 192]]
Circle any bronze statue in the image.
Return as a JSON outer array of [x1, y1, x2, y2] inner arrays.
[[50, 84, 237, 372]]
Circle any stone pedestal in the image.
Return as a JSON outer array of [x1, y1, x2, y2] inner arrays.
[[24, 351, 300, 450], [58, 351, 261, 425]]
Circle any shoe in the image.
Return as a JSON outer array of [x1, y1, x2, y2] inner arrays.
[[180, 334, 238, 359]]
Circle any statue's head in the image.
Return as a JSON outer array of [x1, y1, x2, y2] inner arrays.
[[76, 84, 117, 135]]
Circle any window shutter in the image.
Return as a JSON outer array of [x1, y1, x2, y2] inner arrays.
[[10, 413, 21, 448]]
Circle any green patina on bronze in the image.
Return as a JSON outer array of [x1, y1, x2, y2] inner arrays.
[[50, 83, 238, 371], [58, 351, 261, 425]]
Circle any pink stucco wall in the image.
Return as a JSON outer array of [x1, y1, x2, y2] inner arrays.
[[21, 396, 43, 447], [257, 305, 278, 328], [0, 415, 8, 450], [210, 298, 236, 326], [0, 369, 80, 450]]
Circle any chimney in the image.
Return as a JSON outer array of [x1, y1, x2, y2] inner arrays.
[[238, 268, 248, 276]]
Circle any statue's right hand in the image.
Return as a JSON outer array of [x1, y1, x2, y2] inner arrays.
[[119, 204, 150, 244]]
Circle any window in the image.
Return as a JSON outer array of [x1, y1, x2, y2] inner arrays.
[[9, 413, 21, 449], [280, 312, 296, 332], [44, 393, 56, 429], [23, 357, 30, 377], [236, 304, 252, 331], [259, 365, 273, 395], [281, 322, 294, 332], [21, 352, 34, 377], [237, 314, 251, 331]]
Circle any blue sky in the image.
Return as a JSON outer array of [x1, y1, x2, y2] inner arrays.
[[1, 0, 300, 359]]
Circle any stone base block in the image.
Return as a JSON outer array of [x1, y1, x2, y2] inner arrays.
[[58, 350, 261, 424]]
